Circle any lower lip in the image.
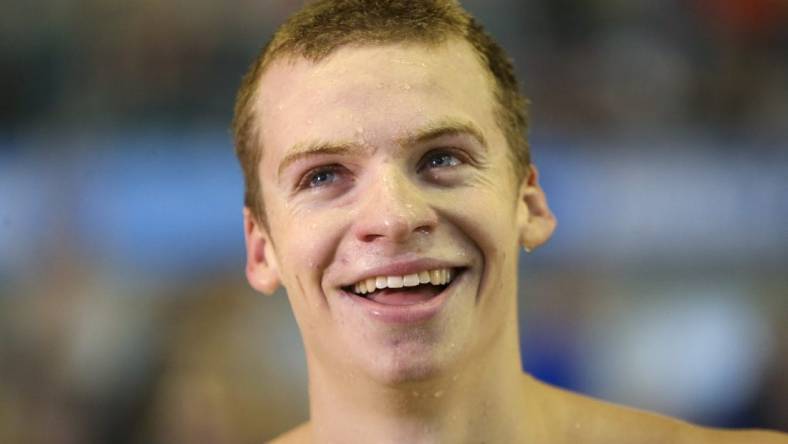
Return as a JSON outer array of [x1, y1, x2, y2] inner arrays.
[[341, 271, 463, 324]]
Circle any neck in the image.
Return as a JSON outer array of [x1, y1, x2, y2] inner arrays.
[[306, 324, 547, 443]]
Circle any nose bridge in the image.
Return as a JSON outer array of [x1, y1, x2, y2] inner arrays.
[[354, 163, 436, 243]]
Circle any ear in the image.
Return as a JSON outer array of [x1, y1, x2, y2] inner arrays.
[[516, 164, 557, 252], [243, 207, 281, 295]]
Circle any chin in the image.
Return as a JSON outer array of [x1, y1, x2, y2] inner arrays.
[[359, 336, 466, 387], [369, 359, 445, 387]]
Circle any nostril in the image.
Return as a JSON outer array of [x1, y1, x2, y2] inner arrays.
[[351, 179, 438, 243], [361, 233, 384, 243]]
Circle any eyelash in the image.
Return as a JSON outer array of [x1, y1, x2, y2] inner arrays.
[[418, 148, 466, 172], [297, 164, 346, 190]]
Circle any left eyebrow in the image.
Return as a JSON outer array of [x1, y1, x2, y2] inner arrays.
[[397, 119, 488, 150], [277, 141, 367, 180]]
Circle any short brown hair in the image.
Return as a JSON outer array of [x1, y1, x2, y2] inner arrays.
[[232, 0, 530, 224]]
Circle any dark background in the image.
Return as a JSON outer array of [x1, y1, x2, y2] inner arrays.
[[1, 0, 786, 442]]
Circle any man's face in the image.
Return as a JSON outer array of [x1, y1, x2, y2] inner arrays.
[[246, 39, 548, 384]]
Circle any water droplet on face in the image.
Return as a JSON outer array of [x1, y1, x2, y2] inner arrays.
[[433, 390, 444, 398], [402, 84, 412, 91]]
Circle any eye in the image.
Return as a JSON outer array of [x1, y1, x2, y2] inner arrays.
[[421, 150, 462, 170], [298, 164, 345, 190]]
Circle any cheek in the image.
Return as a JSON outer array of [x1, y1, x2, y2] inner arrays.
[[272, 207, 348, 287], [440, 186, 520, 286], [446, 186, 519, 248]]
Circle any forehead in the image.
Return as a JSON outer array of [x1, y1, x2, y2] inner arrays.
[[254, 39, 502, 172]]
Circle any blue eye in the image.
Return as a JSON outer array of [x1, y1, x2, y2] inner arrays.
[[298, 165, 345, 190], [424, 151, 461, 169], [308, 169, 336, 187], [304, 167, 337, 188]]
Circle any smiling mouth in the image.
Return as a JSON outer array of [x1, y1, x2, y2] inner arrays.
[[342, 267, 461, 306]]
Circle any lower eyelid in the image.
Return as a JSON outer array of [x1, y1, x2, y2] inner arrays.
[[298, 165, 354, 191]]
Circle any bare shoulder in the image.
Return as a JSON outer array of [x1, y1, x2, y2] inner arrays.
[[534, 378, 787, 444], [686, 425, 788, 444], [268, 421, 311, 444]]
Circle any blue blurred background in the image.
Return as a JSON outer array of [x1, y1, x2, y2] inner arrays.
[[0, 0, 786, 442]]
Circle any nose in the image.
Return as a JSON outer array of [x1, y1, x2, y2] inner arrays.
[[352, 166, 438, 244]]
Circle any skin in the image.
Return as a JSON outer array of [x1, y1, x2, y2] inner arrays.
[[243, 39, 786, 444]]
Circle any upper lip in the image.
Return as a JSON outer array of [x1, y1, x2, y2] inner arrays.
[[337, 257, 465, 288]]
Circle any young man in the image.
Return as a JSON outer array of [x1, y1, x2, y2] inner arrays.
[[233, 1, 786, 442]]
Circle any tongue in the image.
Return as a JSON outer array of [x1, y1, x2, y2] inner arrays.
[[366, 284, 443, 306]]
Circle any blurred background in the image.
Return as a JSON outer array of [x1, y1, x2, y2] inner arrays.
[[1, 0, 786, 442]]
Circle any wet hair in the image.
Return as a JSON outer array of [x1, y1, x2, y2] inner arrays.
[[232, 0, 529, 224]]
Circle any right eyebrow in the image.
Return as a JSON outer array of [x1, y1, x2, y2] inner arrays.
[[277, 141, 367, 179]]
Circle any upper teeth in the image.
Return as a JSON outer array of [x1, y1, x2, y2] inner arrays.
[[352, 268, 454, 295]]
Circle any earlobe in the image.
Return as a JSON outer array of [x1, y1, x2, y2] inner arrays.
[[243, 207, 281, 295], [516, 164, 557, 252]]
